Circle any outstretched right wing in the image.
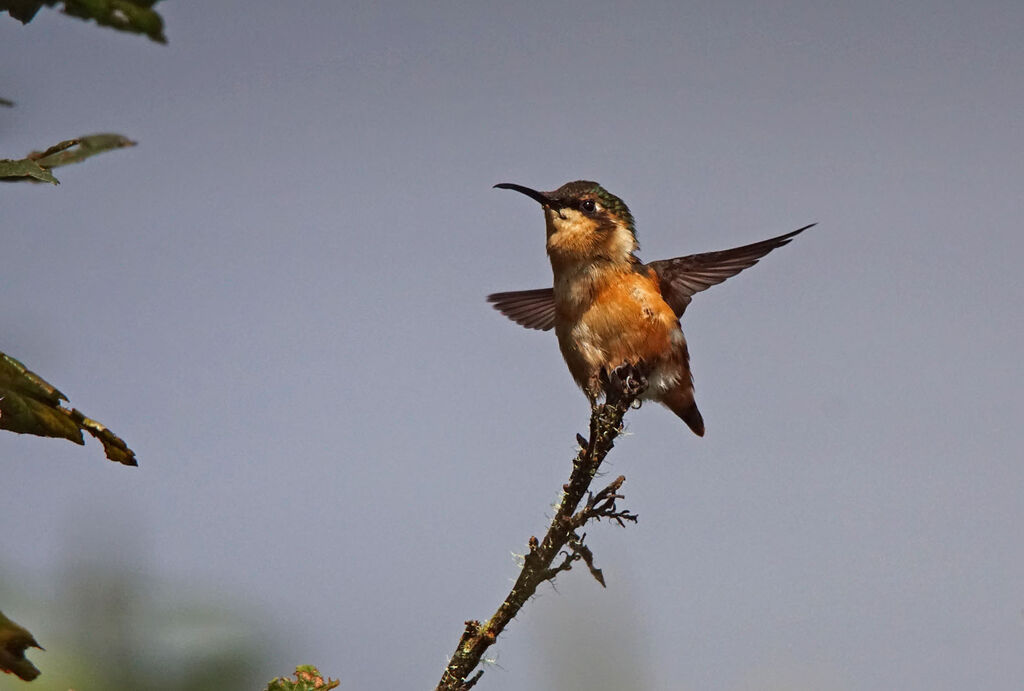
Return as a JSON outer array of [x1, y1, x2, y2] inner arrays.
[[486, 288, 556, 331]]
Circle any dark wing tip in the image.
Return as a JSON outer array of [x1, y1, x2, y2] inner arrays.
[[725, 221, 817, 258], [772, 222, 817, 246]]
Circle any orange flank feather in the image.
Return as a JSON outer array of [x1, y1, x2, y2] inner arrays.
[[552, 265, 704, 434]]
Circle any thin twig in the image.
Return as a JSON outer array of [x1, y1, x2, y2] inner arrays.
[[435, 365, 646, 690]]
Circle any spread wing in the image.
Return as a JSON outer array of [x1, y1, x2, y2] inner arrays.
[[648, 223, 815, 317], [486, 288, 556, 331], [486, 224, 813, 328]]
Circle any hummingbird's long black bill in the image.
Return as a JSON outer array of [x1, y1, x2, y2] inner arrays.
[[493, 182, 553, 207]]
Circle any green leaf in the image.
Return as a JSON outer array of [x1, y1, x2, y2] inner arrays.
[[1, 0, 47, 23], [32, 133, 137, 169], [265, 666, 340, 691], [0, 351, 138, 466], [0, 352, 68, 404], [2, 1, 167, 43], [0, 389, 85, 444], [0, 611, 42, 682], [0, 157, 59, 184], [0, 133, 136, 184]]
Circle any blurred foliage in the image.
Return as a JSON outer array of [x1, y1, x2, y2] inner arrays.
[[2, 5, 334, 689], [0, 522, 272, 689], [0, 351, 138, 465], [0, 610, 42, 681], [1, 0, 166, 42], [0, 133, 136, 185], [265, 666, 340, 691]]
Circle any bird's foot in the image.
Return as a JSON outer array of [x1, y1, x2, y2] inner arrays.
[[601, 363, 648, 402]]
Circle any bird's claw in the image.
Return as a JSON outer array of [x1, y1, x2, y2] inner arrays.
[[600, 363, 648, 401]]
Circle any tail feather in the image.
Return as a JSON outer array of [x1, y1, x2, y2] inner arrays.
[[662, 387, 705, 436]]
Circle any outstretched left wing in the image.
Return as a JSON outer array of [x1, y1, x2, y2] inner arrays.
[[648, 223, 815, 317]]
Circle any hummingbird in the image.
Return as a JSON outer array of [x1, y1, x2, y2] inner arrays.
[[488, 180, 813, 436]]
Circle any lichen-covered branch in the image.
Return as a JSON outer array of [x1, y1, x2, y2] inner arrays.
[[435, 365, 645, 690]]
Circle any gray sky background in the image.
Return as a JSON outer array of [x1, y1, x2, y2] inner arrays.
[[2, 2, 1023, 689]]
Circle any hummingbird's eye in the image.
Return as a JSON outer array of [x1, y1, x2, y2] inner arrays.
[[579, 199, 598, 215]]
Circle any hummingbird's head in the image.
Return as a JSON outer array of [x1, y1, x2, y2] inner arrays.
[[494, 180, 638, 269]]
